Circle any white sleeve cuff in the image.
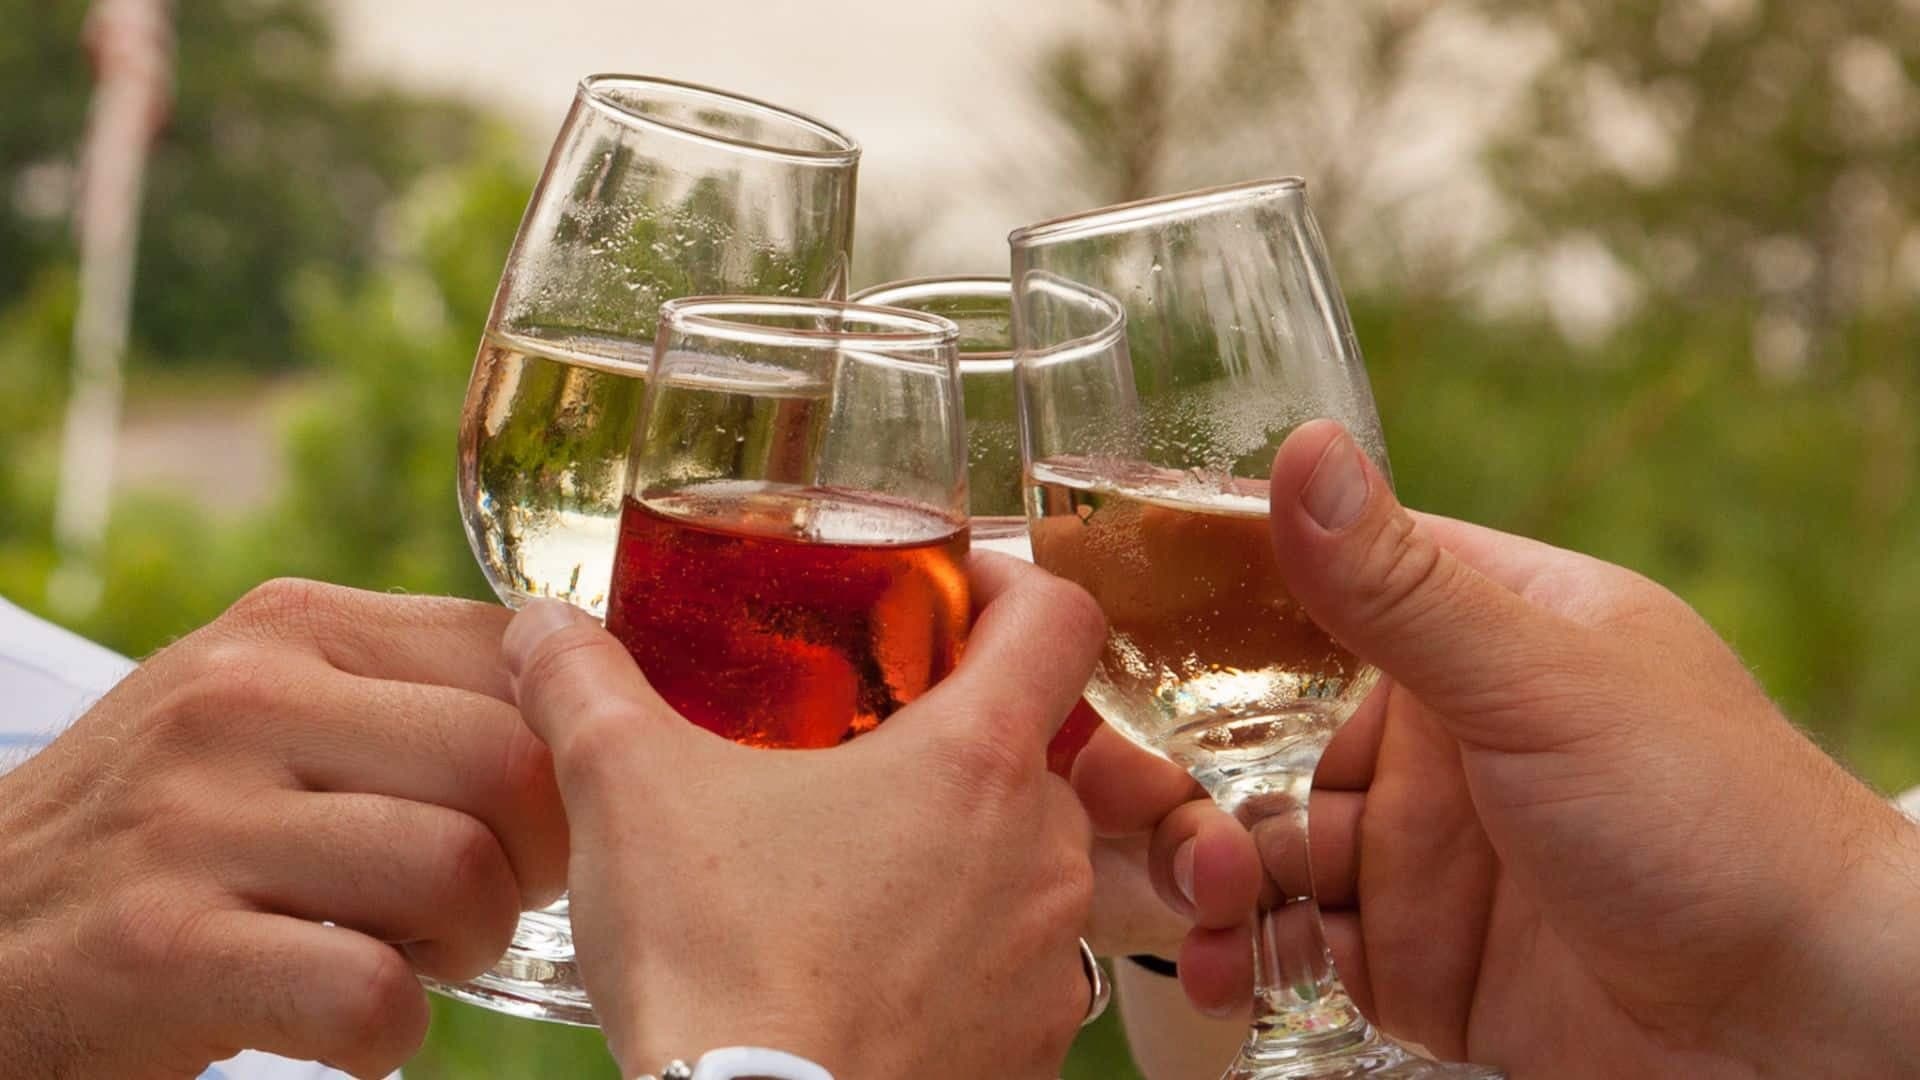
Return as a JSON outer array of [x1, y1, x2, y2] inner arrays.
[[688, 1047, 835, 1080]]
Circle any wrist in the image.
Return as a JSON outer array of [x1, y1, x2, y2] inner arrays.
[[1758, 805, 1920, 1078]]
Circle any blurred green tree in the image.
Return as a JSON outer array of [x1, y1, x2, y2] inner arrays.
[[1472, 0, 1920, 769], [0, 0, 487, 371], [1026, 0, 1475, 290], [1483, 0, 1920, 361]]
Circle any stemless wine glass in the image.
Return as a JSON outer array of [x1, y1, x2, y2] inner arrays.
[[443, 75, 858, 1026], [851, 276, 1101, 774], [603, 297, 970, 748], [1011, 180, 1502, 1079]]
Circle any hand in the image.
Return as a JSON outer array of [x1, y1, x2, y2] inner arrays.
[[505, 554, 1104, 1080], [1089, 420, 1920, 1078], [0, 580, 567, 1079]]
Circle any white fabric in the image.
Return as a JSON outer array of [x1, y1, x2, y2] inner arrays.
[[1898, 786, 1920, 824], [689, 1047, 834, 1080], [0, 598, 386, 1080]]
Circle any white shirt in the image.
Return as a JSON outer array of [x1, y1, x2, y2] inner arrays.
[[0, 598, 384, 1080]]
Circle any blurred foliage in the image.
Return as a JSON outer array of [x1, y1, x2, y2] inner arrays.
[[0, 0, 1916, 1076], [0, 0, 487, 371], [1483, 0, 1920, 347]]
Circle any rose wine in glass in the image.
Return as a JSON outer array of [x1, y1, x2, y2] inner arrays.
[[607, 484, 969, 748], [605, 297, 970, 749]]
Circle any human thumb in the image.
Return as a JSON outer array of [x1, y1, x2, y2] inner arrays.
[[503, 600, 686, 793], [1268, 420, 1608, 753]]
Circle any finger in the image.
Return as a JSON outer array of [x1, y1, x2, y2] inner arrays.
[[1232, 788, 1367, 910], [1315, 680, 1387, 791], [274, 670, 567, 908], [1179, 924, 1253, 1018], [1270, 421, 1618, 753], [1071, 723, 1202, 837], [504, 600, 685, 781], [1308, 790, 1364, 909], [162, 911, 429, 1079], [220, 792, 522, 981], [1323, 911, 1372, 1021], [231, 579, 516, 702], [1149, 800, 1262, 929], [897, 551, 1106, 755]]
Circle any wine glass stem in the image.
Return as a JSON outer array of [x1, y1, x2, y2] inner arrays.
[[1202, 751, 1375, 1069]]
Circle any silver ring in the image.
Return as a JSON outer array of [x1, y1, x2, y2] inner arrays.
[[1078, 938, 1111, 1026]]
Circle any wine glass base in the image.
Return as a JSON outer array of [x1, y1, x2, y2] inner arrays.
[[422, 907, 599, 1027], [1225, 1026, 1501, 1079]]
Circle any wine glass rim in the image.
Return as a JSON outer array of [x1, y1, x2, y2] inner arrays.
[[1008, 272, 1129, 366], [849, 276, 1014, 364], [660, 296, 961, 352], [850, 274, 1011, 303], [1008, 177, 1307, 247], [578, 74, 860, 164]]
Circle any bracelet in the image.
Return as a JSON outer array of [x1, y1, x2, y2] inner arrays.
[[636, 1047, 836, 1080], [1126, 953, 1180, 978]]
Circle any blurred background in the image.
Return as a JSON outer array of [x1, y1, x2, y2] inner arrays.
[[3, 0, 1916, 1075]]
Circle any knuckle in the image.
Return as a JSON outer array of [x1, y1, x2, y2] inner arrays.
[[1350, 511, 1450, 628], [552, 703, 642, 781], [928, 722, 1031, 794], [1033, 574, 1107, 644], [497, 725, 558, 806], [1029, 572, 1105, 630], [434, 815, 509, 896], [338, 945, 426, 1051], [226, 577, 347, 642], [516, 625, 617, 694], [143, 646, 291, 751]]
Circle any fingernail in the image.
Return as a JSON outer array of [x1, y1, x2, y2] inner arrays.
[[1173, 839, 1197, 910], [502, 600, 589, 679], [1199, 998, 1241, 1020], [1301, 429, 1369, 531]]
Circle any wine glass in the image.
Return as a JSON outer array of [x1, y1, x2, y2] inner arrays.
[[443, 75, 859, 1026], [458, 74, 860, 617], [1010, 179, 1502, 1078], [850, 275, 1101, 774], [603, 297, 970, 747]]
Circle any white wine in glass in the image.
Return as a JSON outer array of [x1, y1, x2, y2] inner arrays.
[[1011, 181, 1500, 1078], [1027, 457, 1375, 769], [441, 74, 859, 1027], [461, 329, 652, 615], [455, 74, 859, 620]]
